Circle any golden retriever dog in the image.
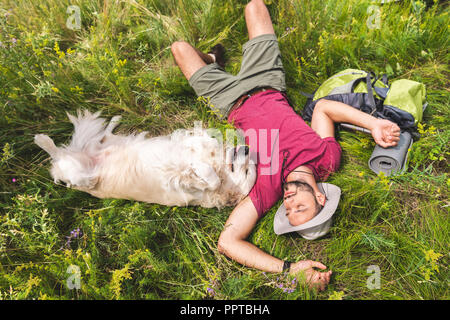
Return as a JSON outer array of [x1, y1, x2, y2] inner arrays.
[[34, 110, 256, 208]]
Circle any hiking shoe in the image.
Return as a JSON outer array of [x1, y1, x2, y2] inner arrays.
[[208, 44, 226, 68]]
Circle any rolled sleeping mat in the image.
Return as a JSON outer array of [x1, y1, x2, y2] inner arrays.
[[368, 131, 413, 176]]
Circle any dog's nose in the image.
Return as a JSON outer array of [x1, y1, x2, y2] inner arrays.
[[243, 146, 249, 155]]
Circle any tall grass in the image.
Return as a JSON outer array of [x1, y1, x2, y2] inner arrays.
[[0, 0, 448, 299]]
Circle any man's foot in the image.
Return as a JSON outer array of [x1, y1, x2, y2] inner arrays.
[[208, 44, 226, 68]]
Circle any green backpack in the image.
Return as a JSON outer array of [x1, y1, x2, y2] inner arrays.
[[301, 69, 427, 138]]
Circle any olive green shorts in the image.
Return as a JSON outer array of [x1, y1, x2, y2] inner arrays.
[[188, 34, 286, 119]]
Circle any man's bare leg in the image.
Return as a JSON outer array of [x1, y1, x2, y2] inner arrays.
[[171, 0, 273, 80], [171, 41, 215, 80], [244, 0, 275, 40]]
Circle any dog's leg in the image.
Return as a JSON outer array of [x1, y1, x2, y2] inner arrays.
[[191, 162, 221, 191], [34, 134, 59, 158]]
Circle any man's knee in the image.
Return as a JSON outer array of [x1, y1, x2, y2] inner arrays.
[[170, 41, 190, 58], [245, 0, 266, 17], [244, 0, 274, 39]]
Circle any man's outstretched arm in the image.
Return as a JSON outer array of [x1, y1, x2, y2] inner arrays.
[[218, 197, 332, 291], [311, 99, 401, 148], [218, 197, 283, 272]]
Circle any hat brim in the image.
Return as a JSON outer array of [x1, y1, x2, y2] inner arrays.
[[273, 183, 341, 239]]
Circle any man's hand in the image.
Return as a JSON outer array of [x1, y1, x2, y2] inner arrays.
[[370, 119, 401, 148], [289, 260, 332, 291]]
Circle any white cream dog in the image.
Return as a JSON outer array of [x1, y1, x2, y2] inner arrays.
[[34, 110, 256, 208]]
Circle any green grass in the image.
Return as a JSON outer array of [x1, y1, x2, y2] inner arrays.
[[0, 0, 448, 300]]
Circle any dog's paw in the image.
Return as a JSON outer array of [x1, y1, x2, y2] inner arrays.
[[177, 163, 220, 192], [34, 134, 59, 157], [110, 115, 122, 123], [192, 162, 221, 191], [34, 133, 50, 145]]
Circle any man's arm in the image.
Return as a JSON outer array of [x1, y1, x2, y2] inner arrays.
[[218, 197, 284, 272], [311, 99, 401, 148], [218, 197, 332, 290]]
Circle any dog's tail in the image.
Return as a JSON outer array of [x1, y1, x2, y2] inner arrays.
[[66, 109, 121, 152]]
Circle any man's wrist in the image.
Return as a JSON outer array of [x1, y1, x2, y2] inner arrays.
[[366, 116, 379, 131]]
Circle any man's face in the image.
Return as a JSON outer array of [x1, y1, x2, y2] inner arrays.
[[283, 181, 321, 226]]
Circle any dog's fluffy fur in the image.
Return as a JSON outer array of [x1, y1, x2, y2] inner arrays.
[[34, 110, 256, 208]]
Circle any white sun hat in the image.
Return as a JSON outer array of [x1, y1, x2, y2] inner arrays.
[[273, 183, 341, 240]]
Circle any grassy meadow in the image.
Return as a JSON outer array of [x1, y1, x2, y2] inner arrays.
[[0, 0, 448, 300]]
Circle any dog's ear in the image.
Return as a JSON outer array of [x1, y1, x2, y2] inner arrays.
[[34, 134, 59, 159]]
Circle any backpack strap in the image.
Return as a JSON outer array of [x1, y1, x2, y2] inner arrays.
[[381, 73, 388, 86], [299, 90, 314, 99], [350, 72, 377, 115], [350, 76, 368, 92], [365, 72, 377, 115]]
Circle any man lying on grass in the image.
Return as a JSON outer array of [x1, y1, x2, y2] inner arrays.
[[171, 0, 400, 291]]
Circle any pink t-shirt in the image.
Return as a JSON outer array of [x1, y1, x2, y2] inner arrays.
[[227, 90, 342, 218]]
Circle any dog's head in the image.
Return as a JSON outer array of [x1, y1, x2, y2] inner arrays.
[[34, 134, 99, 189]]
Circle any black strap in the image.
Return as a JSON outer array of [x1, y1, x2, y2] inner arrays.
[[299, 90, 314, 99], [350, 76, 368, 93], [282, 261, 292, 273], [280, 150, 290, 192], [371, 74, 379, 87], [365, 72, 377, 115], [382, 73, 388, 86], [350, 73, 377, 115]]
